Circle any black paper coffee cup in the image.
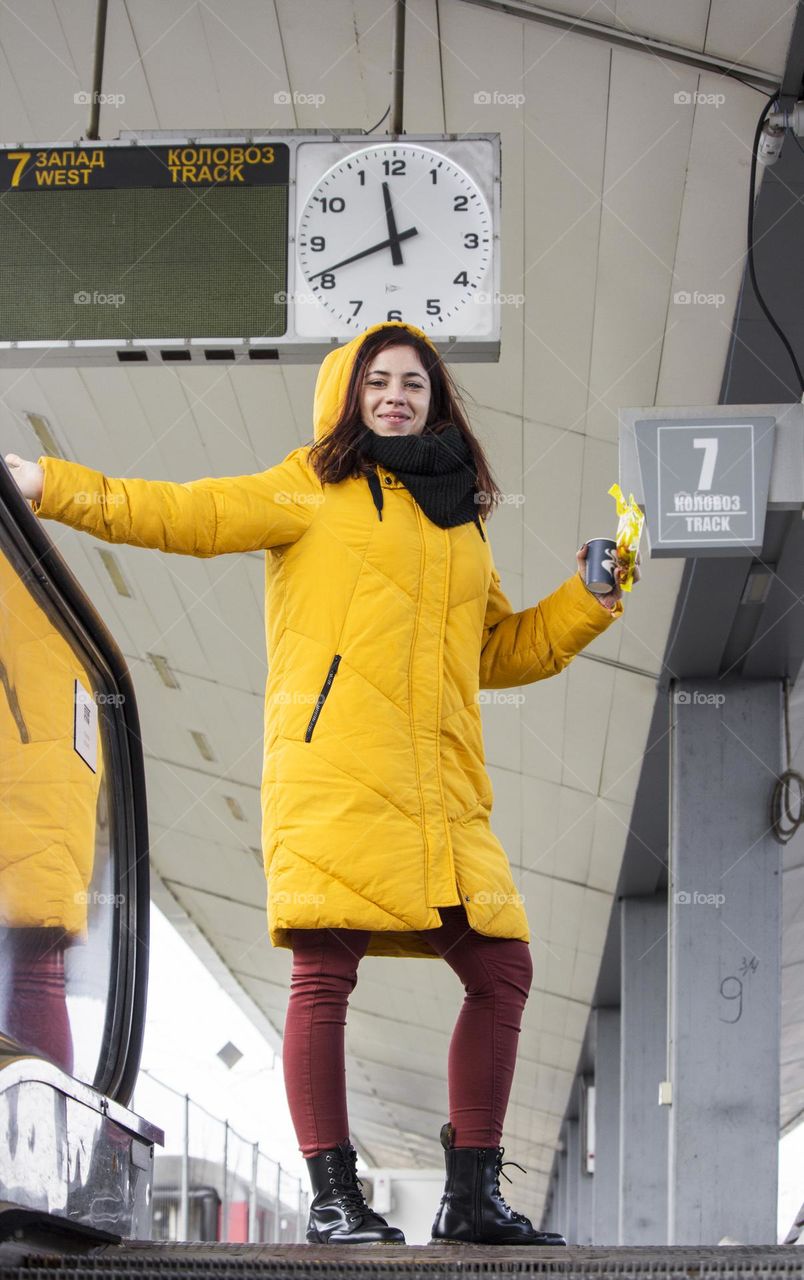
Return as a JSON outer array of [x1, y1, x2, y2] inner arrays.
[[584, 537, 618, 594]]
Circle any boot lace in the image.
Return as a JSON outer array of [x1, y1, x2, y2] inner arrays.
[[326, 1146, 370, 1223], [492, 1147, 532, 1226]]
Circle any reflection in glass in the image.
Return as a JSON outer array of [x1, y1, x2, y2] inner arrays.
[[0, 546, 107, 1082]]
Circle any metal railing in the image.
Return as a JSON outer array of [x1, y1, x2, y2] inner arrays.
[[133, 1069, 308, 1243]]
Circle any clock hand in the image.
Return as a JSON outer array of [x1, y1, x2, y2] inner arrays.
[[382, 181, 404, 266], [307, 226, 418, 280]]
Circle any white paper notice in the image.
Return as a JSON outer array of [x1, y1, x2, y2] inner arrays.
[[74, 678, 98, 772]]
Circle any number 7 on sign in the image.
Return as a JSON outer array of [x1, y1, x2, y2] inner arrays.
[[6, 153, 31, 187], [693, 437, 718, 491]]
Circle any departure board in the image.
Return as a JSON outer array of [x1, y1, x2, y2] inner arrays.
[[0, 143, 290, 341]]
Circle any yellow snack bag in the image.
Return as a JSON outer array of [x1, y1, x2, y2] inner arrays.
[[608, 483, 644, 592]]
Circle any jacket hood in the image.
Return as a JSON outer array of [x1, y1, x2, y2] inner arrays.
[[312, 321, 439, 443]]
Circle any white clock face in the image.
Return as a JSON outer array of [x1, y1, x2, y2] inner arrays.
[[295, 144, 493, 336]]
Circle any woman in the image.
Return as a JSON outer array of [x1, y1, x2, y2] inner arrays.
[[6, 320, 639, 1247]]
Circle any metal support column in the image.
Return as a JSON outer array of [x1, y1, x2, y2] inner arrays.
[[577, 1082, 594, 1244], [592, 1008, 621, 1244], [620, 897, 669, 1244], [557, 1145, 568, 1239], [179, 1093, 189, 1241], [668, 679, 782, 1244], [248, 1143, 259, 1242], [566, 1118, 580, 1245]]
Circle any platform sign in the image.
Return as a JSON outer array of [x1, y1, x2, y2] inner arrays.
[[633, 417, 776, 557], [0, 131, 501, 366], [0, 143, 290, 343]]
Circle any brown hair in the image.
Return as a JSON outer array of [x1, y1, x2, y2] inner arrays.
[[307, 326, 502, 520]]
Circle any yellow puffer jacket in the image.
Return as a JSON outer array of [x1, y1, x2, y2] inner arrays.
[[31, 321, 622, 957], [0, 549, 103, 938]]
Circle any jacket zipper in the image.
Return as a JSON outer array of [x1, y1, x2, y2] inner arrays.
[[304, 654, 342, 742]]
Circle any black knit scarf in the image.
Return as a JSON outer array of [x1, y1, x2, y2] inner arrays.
[[356, 424, 486, 540]]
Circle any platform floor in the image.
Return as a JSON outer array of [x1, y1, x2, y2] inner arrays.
[[1, 1240, 803, 1279]]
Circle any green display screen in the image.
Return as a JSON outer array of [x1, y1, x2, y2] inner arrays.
[[0, 144, 289, 342]]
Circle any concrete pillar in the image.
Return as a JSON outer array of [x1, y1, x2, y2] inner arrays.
[[620, 897, 669, 1244], [592, 1008, 621, 1244], [566, 1119, 579, 1244], [668, 679, 782, 1244]]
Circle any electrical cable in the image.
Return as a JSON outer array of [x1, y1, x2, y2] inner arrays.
[[747, 94, 804, 396], [770, 677, 804, 844], [731, 74, 782, 97], [364, 105, 391, 134]]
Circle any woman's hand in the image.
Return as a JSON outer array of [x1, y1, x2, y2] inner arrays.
[[576, 542, 641, 612], [4, 454, 44, 503]]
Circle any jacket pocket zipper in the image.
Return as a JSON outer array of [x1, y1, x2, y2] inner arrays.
[[304, 654, 342, 742]]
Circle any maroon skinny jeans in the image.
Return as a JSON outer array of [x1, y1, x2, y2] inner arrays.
[[0, 927, 74, 1074], [282, 904, 533, 1157]]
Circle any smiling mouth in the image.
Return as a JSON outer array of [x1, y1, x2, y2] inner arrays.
[[381, 414, 409, 421]]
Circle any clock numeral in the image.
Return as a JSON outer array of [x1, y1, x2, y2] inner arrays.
[[453, 195, 468, 211], [310, 236, 326, 252], [387, 309, 403, 321], [453, 271, 469, 287], [426, 299, 441, 316], [320, 273, 336, 289], [349, 300, 364, 317], [316, 196, 346, 212], [430, 169, 439, 184], [382, 159, 406, 176], [464, 233, 479, 249], [358, 170, 366, 185]]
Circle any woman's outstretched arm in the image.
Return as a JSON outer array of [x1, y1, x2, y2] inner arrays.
[[4, 448, 321, 556], [478, 544, 638, 690]]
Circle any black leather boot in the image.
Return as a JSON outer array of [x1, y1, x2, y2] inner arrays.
[[305, 1139, 405, 1244], [430, 1123, 567, 1246]]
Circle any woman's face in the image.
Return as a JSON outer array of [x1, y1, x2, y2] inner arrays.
[[359, 344, 432, 436]]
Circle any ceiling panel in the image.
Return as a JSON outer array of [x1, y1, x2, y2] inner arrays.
[[522, 25, 611, 435], [705, 0, 797, 73]]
